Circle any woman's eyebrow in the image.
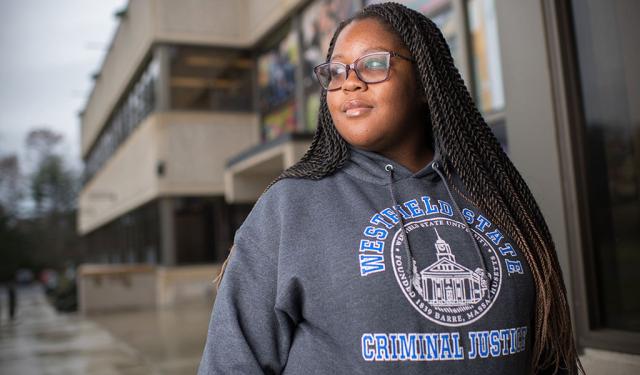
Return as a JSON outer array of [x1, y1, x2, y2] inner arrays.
[[331, 46, 390, 61]]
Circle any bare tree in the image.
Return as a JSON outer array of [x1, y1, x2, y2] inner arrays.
[[0, 154, 23, 219]]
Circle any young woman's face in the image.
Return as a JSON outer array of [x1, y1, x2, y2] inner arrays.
[[327, 18, 427, 155]]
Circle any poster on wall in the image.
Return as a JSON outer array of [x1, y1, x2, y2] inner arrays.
[[301, 0, 360, 85], [365, 0, 458, 63], [258, 27, 299, 140], [468, 0, 504, 114], [301, 0, 360, 131], [365, 0, 450, 14], [258, 28, 299, 114], [263, 101, 297, 140]]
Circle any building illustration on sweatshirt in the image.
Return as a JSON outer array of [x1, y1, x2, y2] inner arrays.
[[384, 212, 504, 327], [411, 228, 490, 309]]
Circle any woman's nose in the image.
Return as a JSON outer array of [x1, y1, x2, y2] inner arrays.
[[341, 68, 367, 91]]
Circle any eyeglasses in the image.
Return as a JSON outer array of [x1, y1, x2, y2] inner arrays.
[[313, 51, 414, 91]]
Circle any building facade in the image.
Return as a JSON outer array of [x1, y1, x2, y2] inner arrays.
[[77, 0, 639, 370]]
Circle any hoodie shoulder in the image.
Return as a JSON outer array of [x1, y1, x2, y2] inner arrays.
[[234, 177, 326, 247]]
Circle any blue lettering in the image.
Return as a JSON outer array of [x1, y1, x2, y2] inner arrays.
[[478, 332, 490, 358], [363, 226, 388, 240], [490, 330, 501, 357], [393, 204, 411, 219], [381, 208, 400, 224], [498, 242, 516, 257], [375, 334, 390, 360], [439, 333, 453, 360], [510, 328, 518, 354], [359, 254, 385, 276], [462, 208, 475, 224], [371, 213, 393, 229], [486, 229, 503, 245], [475, 215, 491, 232], [451, 333, 464, 359], [519, 327, 528, 352], [398, 334, 418, 360], [505, 259, 524, 275], [404, 199, 424, 218], [416, 334, 426, 360], [421, 196, 439, 215], [438, 200, 453, 217], [424, 333, 439, 360], [388, 334, 398, 360], [467, 332, 478, 359], [362, 334, 375, 361], [500, 330, 511, 355], [359, 239, 384, 253]]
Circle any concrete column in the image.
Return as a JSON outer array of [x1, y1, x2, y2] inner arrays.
[[153, 45, 172, 112], [159, 197, 176, 266], [494, 0, 572, 301]]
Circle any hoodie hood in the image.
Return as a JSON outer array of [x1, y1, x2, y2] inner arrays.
[[342, 144, 441, 185]]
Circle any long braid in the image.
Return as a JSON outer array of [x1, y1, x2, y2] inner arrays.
[[262, 3, 581, 373]]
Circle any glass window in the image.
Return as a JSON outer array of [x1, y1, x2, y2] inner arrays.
[[466, 0, 505, 115], [169, 46, 254, 111], [84, 200, 160, 265], [84, 56, 158, 184], [571, 0, 640, 332]]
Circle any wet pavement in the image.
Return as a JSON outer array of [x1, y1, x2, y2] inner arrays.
[[0, 284, 213, 374]]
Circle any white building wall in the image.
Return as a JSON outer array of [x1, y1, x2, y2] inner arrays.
[[78, 112, 259, 235]]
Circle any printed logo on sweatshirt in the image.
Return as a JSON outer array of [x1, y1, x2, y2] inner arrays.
[[391, 218, 501, 326], [357, 195, 527, 327]]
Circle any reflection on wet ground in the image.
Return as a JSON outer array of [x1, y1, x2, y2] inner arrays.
[[0, 284, 213, 374]]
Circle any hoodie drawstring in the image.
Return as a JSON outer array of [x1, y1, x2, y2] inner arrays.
[[384, 161, 489, 292], [431, 162, 489, 274], [385, 164, 416, 284]]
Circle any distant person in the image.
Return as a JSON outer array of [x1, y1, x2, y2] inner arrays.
[[8, 282, 17, 320], [199, 2, 583, 374]]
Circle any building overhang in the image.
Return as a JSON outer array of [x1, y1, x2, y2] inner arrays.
[[224, 133, 313, 203]]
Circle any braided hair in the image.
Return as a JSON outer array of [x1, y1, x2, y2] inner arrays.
[[265, 2, 583, 374]]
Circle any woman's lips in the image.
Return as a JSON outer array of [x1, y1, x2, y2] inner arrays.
[[345, 107, 373, 118], [341, 100, 373, 118]]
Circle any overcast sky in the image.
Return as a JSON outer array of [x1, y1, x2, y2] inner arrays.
[[0, 0, 127, 171]]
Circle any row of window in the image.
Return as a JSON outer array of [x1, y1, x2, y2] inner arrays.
[[84, 59, 158, 183]]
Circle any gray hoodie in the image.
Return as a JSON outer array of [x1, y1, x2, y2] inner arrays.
[[199, 144, 535, 374]]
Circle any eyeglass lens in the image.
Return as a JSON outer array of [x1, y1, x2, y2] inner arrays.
[[315, 52, 391, 90]]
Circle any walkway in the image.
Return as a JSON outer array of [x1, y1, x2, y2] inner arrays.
[[0, 284, 213, 374]]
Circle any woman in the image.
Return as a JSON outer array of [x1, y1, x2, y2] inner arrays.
[[199, 2, 582, 374]]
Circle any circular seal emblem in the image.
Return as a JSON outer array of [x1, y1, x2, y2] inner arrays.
[[390, 217, 502, 327]]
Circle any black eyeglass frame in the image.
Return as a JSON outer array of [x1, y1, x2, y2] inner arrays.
[[313, 51, 415, 91]]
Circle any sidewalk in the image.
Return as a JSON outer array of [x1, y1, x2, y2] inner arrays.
[[0, 284, 213, 374]]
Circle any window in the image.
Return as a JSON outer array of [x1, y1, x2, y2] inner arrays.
[[84, 56, 158, 184], [571, 0, 640, 335], [169, 46, 253, 112]]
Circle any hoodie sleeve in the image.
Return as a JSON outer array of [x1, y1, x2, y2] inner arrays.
[[198, 220, 295, 374]]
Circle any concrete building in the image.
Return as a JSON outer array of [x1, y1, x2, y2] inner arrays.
[[77, 0, 639, 371]]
